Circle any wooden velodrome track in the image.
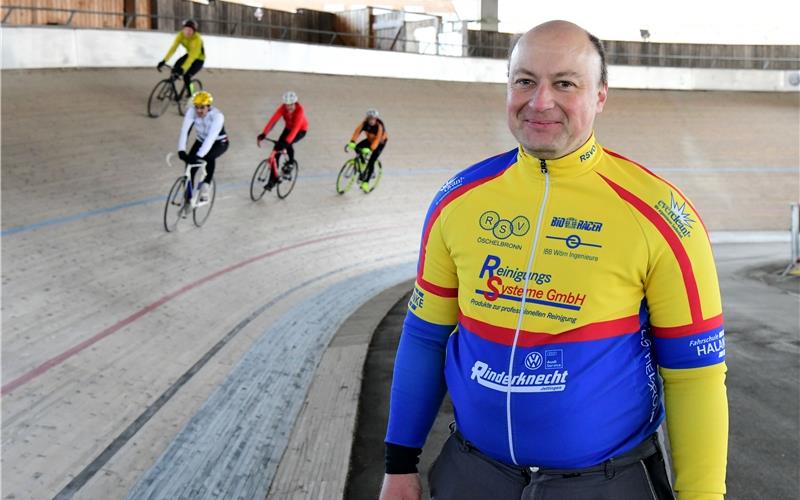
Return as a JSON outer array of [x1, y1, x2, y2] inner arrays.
[[2, 67, 798, 499]]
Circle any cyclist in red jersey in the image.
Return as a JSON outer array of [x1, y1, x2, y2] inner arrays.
[[257, 91, 308, 190]]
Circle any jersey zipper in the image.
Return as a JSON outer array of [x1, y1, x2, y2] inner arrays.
[[505, 158, 550, 465]]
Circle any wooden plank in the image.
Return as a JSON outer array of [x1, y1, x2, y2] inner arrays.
[[267, 279, 414, 500]]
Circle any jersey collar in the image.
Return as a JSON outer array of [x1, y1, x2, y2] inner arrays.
[[517, 133, 603, 178]]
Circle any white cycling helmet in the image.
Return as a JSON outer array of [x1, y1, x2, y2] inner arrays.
[[282, 91, 298, 105], [366, 108, 379, 118]]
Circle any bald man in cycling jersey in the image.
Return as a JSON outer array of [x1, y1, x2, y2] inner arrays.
[[381, 20, 727, 500], [257, 91, 308, 190], [157, 19, 205, 100]]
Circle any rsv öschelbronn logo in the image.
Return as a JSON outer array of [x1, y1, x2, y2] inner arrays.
[[479, 211, 530, 240]]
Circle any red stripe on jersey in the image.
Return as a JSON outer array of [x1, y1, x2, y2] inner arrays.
[[651, 314, 724, 338], [598, 174, 704, 324], [417, 278, 459, 298], [459, 313, 641, 347], [603, 148, 709, 233]]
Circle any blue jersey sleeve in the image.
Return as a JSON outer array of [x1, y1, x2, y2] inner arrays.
[[385, 306, 453, 448]]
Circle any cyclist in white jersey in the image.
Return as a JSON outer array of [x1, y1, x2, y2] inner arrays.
[[177, 91, 229, 202]]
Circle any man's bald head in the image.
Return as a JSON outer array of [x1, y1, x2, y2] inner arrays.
[[510, 21, 607, 88], [505, 20, 609, 159]]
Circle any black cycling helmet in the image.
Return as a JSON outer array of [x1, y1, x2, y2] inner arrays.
[[183, 19, 198, 31]]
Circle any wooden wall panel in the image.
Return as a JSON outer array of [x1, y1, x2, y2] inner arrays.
[[603, 40, 800, 70], [333, 8, 370, 48]]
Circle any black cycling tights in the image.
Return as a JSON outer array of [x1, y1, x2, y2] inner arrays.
[[356, 139, 387, 181], [174, 54, 204, 97], [188, 139, 229, 185]]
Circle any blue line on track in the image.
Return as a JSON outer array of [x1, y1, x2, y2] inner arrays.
[[2, 166, 796, 237]]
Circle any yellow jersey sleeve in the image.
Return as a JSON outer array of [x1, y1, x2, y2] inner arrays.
[[163, 32, 183, 62], [410, 202, 459, 327], [662, 363, 728, 499]]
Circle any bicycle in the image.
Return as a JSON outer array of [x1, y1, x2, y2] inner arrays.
[[249, 138, 299, 201], [336, 146, 382, 194], [163, 153, 216, 232], [147, 64, 203, 118]]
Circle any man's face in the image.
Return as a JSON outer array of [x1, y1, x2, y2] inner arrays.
[[285, 103, 296, 113], [507, 24, 607, 159], [195, 105, 209, 118], [367, 116, 377, 126], [182, 27, 195, 38]]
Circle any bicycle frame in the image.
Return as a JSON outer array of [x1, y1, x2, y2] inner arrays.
[[262, 138, 289, 177], [356, 151, 369, 169], [166, 152, 208, 209], [158, 64, 190, 101]]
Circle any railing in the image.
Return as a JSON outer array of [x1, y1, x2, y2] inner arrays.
[[606, 51, 800, 70], [3, 5, 800, 69], [0, 6, 509, 58], [785, 203, 800, 275]]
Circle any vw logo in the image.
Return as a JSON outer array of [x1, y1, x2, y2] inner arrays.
[[524, 352, 543, 370]]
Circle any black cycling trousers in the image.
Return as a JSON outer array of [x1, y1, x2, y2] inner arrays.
[[189, 139, 228, 184], [174, 54, 204, 96], [274, 129, 307, 164], [429, 430, 674, 500], [356, 139, 386, 181]]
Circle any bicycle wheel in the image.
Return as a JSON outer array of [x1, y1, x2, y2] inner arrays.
[[250, 159, 270, 201], [163, 177, 188, 232], [193, 180, 216, 227], [336, 159, 357, 194], [148, 79, 174, 118], [276, 158, 298, 199], [364, 160, 383, 193]]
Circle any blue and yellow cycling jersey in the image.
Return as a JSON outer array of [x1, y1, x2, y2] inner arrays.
[[387, 134, 727, 498]]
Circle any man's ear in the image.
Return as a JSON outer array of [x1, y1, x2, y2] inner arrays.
[[596, 84, 608, 113]]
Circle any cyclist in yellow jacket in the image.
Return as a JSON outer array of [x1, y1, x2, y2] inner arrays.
[[157, 19, 205, 100]]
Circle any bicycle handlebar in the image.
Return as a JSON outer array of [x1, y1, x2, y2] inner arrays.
[[258, 137, 289, 156], [157, 64, 182, 81], [166, 152, 207, 169]]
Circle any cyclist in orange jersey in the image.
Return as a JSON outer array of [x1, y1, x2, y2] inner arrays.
[[346, 109, 388, 192]]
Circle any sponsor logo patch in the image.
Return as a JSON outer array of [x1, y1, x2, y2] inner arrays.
[[409, 287, 425, 311], [479, 211, 530, 240], [655, 192, 695, 238], [470, 360, 569, 393], [545, 234, 602, 250], [550, 216, 603, 232]]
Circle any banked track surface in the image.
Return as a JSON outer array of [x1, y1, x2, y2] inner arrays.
[[1, 68, 798, 499]]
